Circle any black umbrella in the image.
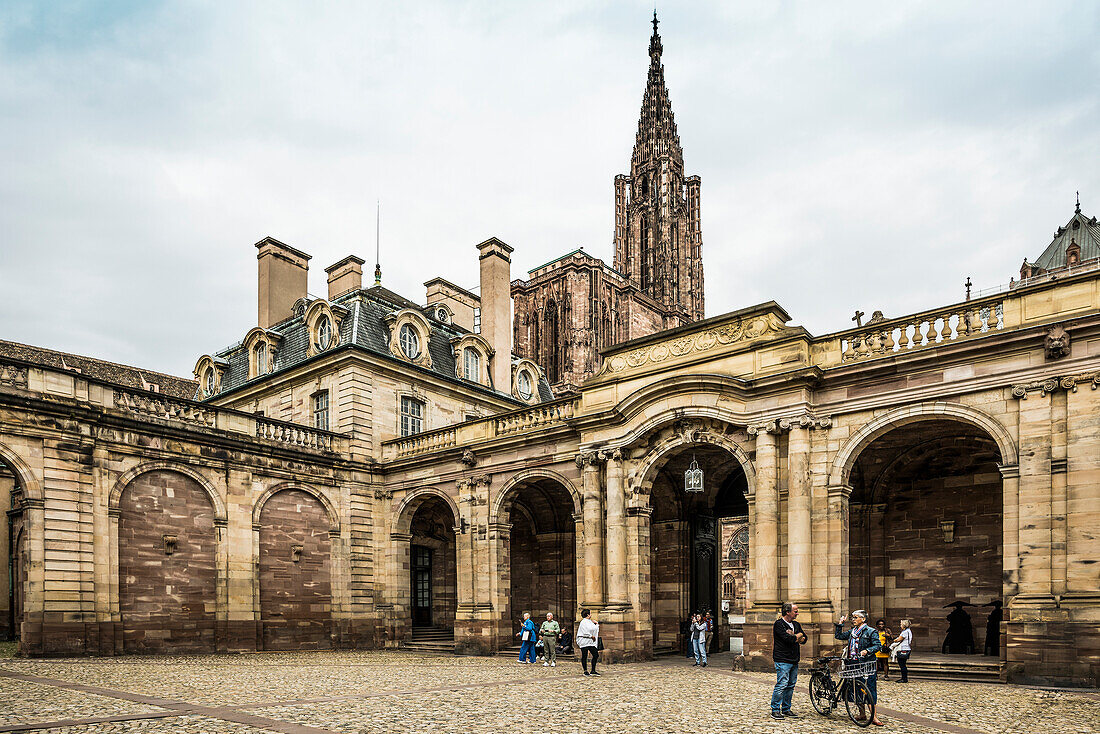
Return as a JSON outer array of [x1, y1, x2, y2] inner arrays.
[[943, 601, 977, 608]]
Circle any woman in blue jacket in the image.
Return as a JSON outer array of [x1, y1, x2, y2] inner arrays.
[[835, 610, 885, 726], [517, 612, 538, 663]]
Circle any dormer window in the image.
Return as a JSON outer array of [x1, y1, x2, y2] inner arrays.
[[436, 307, 450, 324], [316, 316, 333, 351], [517, 369, 533, 400], [463, 347, 480, 381], [400, 323, 421, 359]]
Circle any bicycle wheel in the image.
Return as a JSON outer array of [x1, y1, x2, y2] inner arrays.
[[808, 672, 834, 716], [844, 678, 876, 728]]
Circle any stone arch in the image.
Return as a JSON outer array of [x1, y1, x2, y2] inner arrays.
[[0, 443, 41, 502], [829, 402, 1017, 487], [612, 374, 750, 428], [253, 482, 340, 534], [111, 461, 226, 521], [493, 469, 581, 524], [394, 488, 460, 535], [628, 417, 756, 499]]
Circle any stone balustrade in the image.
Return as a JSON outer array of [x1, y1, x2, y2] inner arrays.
[[255, 417, 337, 452], [838, 296, 1005, 362], [115, 389, 217, 427], [386, 425, 458, 459], [382, 397, 578, 461], [494, 398, 576, 436]]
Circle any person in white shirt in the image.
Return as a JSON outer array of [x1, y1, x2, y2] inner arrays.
[[576, 608, 601, 676], [893, 619, 913, 683]]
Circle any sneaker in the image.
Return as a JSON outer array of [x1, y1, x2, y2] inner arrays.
[[692, 662, 699, 666], [702, 662, 707, 667], [591, 671, 601, 676], [783, 711, 799, 718], [543, 662, 549, 667], [551, 662, 556, 667], [771, 712, 784, 720], [583, 671, 591, 676]]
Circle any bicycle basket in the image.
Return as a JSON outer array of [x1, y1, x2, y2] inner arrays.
[[839, 658, 877, 679]]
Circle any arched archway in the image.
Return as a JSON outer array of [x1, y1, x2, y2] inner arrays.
[[496, 473, 579, 648], [256, 487, 334, 650], [844, 416, 1006, 660], [118, 469, 219, 653], [0, 458, 25, 641], [630, 420, 752, 655], [393, 489, 458, 642]]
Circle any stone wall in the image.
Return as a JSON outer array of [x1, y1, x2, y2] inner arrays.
[[119, 470, 218, 654], [258, 489, 333, 650]]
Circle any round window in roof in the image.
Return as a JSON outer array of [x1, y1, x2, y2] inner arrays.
[[316, 316, 332, 351], [436, 307, 449, 324], [399, 323, 421, 360], [517, 369, 533, 400], [204, 367, 217, 397]]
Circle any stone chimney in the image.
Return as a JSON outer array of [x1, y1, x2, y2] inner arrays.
[[256, 237, 311, 329], [326, 255, 365, 300], [476, 237, 514, 394]]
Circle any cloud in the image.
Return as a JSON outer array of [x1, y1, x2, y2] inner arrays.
[[1, 0, 1097, 375]]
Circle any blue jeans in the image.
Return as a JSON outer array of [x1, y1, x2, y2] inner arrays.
[[864, 670, 878, 704], [518, 639, 535, 662], [771, 662, 798, 713], [692, 637, 708, 664]]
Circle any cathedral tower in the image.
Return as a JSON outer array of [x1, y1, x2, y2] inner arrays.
[[613, 13, 704, 323]]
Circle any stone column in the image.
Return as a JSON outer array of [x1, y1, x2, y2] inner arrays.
[[1000, 465, 1020, 599], [604, 449, 629, 606], [625, 503, 653, 659], [1064, 376, 1100, 596], [749, 423, 779, 606], [1013, 383, 1054, 597], [785, 423, 812, 601], [577, 452, 606, 607], [826, 484, 853, 614]]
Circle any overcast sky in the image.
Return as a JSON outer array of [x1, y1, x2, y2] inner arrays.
[[2, 1, 1097, 377]]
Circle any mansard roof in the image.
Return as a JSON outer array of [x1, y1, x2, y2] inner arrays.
[[1030, 203, 1100, 271], [0, 339, 197, 398], [205, 285, 550, 402]]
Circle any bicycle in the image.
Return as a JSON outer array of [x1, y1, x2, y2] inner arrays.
[[807, 655, 877, 727]]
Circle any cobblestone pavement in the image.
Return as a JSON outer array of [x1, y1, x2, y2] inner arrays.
[[0, 651, 1096, 734]]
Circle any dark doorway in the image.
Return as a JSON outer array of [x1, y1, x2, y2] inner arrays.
[[412, 545, 433, 627], [690, 513, 718, 620]]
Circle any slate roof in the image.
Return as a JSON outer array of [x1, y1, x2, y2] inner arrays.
[[0, 339, 197, 399], [1030, 204, 1100, 271], [207, 285, 553, 403]]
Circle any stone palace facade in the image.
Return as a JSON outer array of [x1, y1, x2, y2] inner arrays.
[[1, 18, 1098, 687]]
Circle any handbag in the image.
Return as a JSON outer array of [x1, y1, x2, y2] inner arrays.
[[596, 637, 605, 651]]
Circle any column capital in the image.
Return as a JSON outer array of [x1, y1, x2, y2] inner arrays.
[[747, 421, 777, 437], [575, 451, 605, 469], [1060, 371, 1100, 393], [600, 448, 624, 464], [457, 474, 492, 491], [826, 483, 853, 500], [626, 505, 653, 518], [998, 463, 1020, 479], [390, 531, 413, 542], [1010, 378, 1058, 399], [778, 414, 833, 431]]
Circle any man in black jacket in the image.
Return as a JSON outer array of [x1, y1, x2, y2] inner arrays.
[[770, 602, 807, 719]]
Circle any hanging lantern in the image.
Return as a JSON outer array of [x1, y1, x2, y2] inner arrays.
[[684, 454, 704, 493]]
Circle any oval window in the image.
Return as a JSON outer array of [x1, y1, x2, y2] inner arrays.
[[317, 316, 332, 350], [517, 370, 533, 400], [204, 367, 216, 396], [399, 323, 421, 359]]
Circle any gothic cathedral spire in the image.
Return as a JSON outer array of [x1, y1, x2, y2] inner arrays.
[[613, 12, 704, 323]]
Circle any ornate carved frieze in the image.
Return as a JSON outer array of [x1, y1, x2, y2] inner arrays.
[[0, 363, 29, 389], [373, 489, 393, 500], [600, 312, 787, 375]]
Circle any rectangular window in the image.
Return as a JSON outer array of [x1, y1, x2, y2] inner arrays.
[[312, 391, 329, 431], [463, 347, 480, 381], [473, 307, 481, 334], [400, 396, 424, 437]]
